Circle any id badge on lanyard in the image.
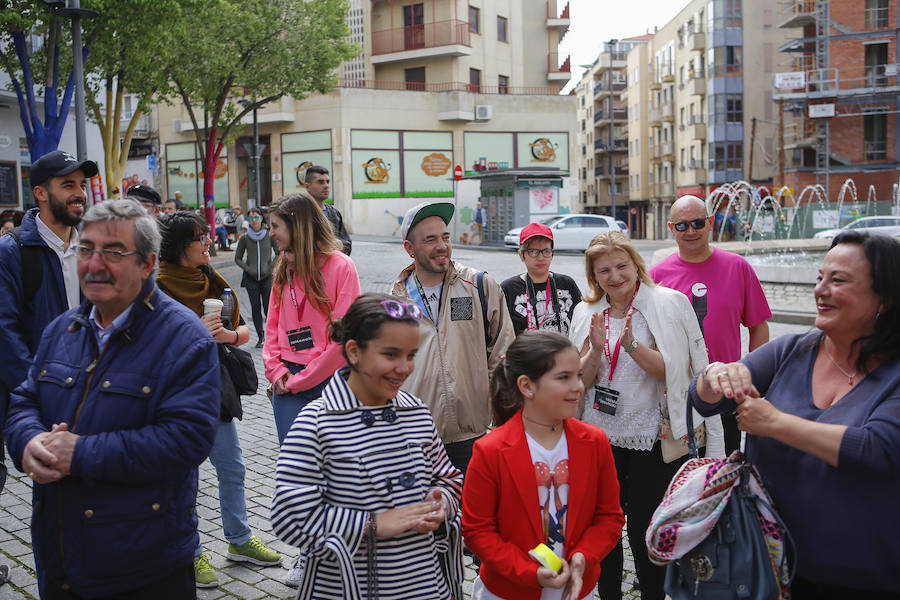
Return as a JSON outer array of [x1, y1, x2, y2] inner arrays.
[[287, 270, 314, 351], [593, 283, 639, 417]]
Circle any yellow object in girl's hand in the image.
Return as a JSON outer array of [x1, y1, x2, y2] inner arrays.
[[528, 543, 563, 573]]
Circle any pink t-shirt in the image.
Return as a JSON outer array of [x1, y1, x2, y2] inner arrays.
[[650, 247, 771, 363]]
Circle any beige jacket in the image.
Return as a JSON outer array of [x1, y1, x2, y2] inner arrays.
[[391, 261, 515, 444]]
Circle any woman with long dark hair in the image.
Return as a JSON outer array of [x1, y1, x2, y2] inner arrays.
[[157, 211, 281, 589], [462, 330, 624, 600], [271, 293, 463, 599]]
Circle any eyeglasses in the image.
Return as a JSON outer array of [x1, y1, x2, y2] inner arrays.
[[524, 248, 553, 258], [671, 218, 709, 232], [75, 245, 138, 263], [191, 234, 212, 244], [381, 300, 423, 321]]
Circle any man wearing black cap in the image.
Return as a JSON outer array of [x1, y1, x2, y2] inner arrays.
[[390, 201, 515, 474], [126, 183, 163, 218], [0, 150, 99, 415]]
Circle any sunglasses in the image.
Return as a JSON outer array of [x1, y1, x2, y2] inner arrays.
[[381, 300, 423, 321], [671, 218, 709, 232], [248, 215, 261, 221]]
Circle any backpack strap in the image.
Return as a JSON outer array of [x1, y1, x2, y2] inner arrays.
[[476, 271, 489, 348], [8, 227, 43, 307]]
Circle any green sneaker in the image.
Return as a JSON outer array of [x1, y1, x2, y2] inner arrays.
[[227, 535, 282, 566], [193, 553, 219, 588]]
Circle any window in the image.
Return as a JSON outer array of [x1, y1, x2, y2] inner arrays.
[[865, 43, 889, 86], [726, 95, 742, 123], [469, 5, 480, 33], [404, 66, 426, 91], [402, 3, 425, 50], [709, 141, 742, 171], [864, 114, 887, 159], [865, 0, 889, 28], [468, 68, 482, 93], [497, 16, 508, 42], [498, 74, 509, 94], [708, 45, 742, 77]]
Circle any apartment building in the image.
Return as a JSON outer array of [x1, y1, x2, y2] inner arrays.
[[622, 0, 797, 239], [574, 37, 649, 234], [773, 0, 899, 201], [153, 0, 578, 238]]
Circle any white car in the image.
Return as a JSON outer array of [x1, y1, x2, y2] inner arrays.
[[504, 214, 623, 250], [813, 216, 900, 239]]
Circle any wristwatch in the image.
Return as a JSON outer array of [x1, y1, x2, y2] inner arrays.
[[624, 339, 639, 354]]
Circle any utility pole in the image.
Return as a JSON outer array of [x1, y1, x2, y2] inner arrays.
[[778, 99, 785, 193], [748, 117, 756, 182]]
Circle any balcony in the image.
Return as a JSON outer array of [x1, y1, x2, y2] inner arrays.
[[548, 53, 572, 81], [687, 159, 706, 181], [547, 1, 571, 28], [661, 104, 674, 122], [338, 78, 561, 95], [688, 31, 705, 51], [371, 20, 471, 63], [689, 120, 706, 140], [659, 141, 674, 160], [689, 76, 706, 96], [778, 0, 817, 29], [594, 166, 605, 177], [122, 113, 150, 137], [649, 107, 661, 127], [657, 182, 674, 198], [660, 62, 675, 83]]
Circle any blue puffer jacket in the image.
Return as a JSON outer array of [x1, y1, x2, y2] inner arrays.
[[0, 207, 76, 424], [4, 277, 220, 597]]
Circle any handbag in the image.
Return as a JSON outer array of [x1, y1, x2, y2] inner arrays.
[[218, 343, 258, 421], [646, 408, 796, 599], [659, 409, 706, 463]]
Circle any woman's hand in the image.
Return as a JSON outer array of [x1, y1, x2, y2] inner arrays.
[[537, 556, 571, 589], [587, 312, 606, 359], [414, 488, 447, 533], [201, 313, 236, 344], [620, 308, 635, 349], [700, 361, 758, 403], [375, 494, 445, 539], [563, 552, 585, 600], [273, 375, 290, 395], [735, 395, 783, 438]]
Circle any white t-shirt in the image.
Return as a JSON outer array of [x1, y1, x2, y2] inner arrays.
[[581, 311, 664, 450], [35, 213, 79, 309], [421, 282, 442, 322], [472, 431, 586, 600]]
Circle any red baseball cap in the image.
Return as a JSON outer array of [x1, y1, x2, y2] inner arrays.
[[519, 222, 554, 246]]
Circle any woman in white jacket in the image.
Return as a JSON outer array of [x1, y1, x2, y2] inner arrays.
[[568, 231, 723, 600]]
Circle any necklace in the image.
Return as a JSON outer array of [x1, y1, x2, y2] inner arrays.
[[823, 339, 858, 386], [522, 414, 562, 432]]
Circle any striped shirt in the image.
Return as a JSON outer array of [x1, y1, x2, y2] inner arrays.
[[271, 368, 464, 600]]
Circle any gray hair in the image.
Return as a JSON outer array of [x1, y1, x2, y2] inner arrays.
[[80, 199, 161, 264]]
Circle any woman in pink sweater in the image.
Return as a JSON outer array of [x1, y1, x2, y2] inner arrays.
[[263, 191, 360, 446]]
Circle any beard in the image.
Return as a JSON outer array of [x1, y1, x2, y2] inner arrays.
[[48, 191, 84, 227]]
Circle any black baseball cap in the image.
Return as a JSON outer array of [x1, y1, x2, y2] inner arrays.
[[126, 184, 162, 206], [30, 150, 98, 188]]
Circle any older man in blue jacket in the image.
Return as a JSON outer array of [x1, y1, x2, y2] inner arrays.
[[5, 199, 220, 599]]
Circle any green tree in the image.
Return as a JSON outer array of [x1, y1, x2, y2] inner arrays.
[[166, 0, 356, 226]]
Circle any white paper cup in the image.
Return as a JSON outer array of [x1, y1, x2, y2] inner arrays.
[[203, 298, 224, 316]]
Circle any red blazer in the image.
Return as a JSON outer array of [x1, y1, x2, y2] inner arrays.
[[462, 411, 624, 600]]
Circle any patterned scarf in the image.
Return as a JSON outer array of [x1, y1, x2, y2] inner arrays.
[[646, 451, 789, 597]]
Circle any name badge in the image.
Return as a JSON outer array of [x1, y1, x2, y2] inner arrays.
[[593, 385, 619, 416], [287, 326, 314, 351]]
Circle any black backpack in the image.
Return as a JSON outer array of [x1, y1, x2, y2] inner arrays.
[[8, 227, 43, 306]]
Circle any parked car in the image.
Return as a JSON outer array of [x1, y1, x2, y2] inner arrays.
[[616, 220, 631, 239], [504, 214, 624, 250], [813, 216, 900, 239]]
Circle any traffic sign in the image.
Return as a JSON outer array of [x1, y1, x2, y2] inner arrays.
[[453, 165, 463, 181]]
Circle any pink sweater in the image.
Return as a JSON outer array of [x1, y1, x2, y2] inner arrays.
[[263, 252, 360, 392]]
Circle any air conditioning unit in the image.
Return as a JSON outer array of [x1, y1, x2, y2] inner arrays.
[[475, 105, 493, 120], [173, 119, 182, 133]]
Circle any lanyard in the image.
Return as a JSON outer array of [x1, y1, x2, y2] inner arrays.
[[287, 268, 308, 321], [413, 273, 442, 324], [603, 282, 639, 382], [525, 277, 551, 330]]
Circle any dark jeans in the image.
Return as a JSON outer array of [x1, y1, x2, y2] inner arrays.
[[272, 361, 330, 445], [791, 578, 900, 600], [242, 275, 271, 339], [40, 562, 195, 599], [443, 435, 483, 477], [598, 442, 683, 600]]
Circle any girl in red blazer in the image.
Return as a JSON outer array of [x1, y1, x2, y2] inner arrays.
[[462, 331, 624, 600]]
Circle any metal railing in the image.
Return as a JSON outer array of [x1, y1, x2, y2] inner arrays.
[[549, 53, 572, 74], [774, 65, 900, 94], [337, 78, 562, 95], [865, 140, 887, 160], [547, 0, 570, 20], [372, 19, 470, 55]]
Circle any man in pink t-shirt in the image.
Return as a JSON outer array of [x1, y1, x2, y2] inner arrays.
[[650, 195, 771, 453]]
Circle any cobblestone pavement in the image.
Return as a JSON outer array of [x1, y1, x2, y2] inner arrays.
[[0, 238, 811, 599]]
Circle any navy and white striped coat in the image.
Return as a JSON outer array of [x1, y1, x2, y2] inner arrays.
[[271, 369, 464, 600]]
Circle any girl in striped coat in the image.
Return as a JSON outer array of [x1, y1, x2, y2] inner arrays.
[[271, 293, 464, 600]]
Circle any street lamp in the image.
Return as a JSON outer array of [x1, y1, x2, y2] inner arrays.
[[43, 1, 98, 163], [238, 98, 261, 210]]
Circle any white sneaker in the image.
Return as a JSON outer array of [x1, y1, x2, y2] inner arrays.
[[284, 554, 307, 588]]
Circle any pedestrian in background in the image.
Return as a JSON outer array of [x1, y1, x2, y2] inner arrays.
[[234, 206, 278, 348], [462, 331, 624, 600], [271, 293, 463, 599], [158, 210, 282, 589], [501, 222, 582, 336]]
